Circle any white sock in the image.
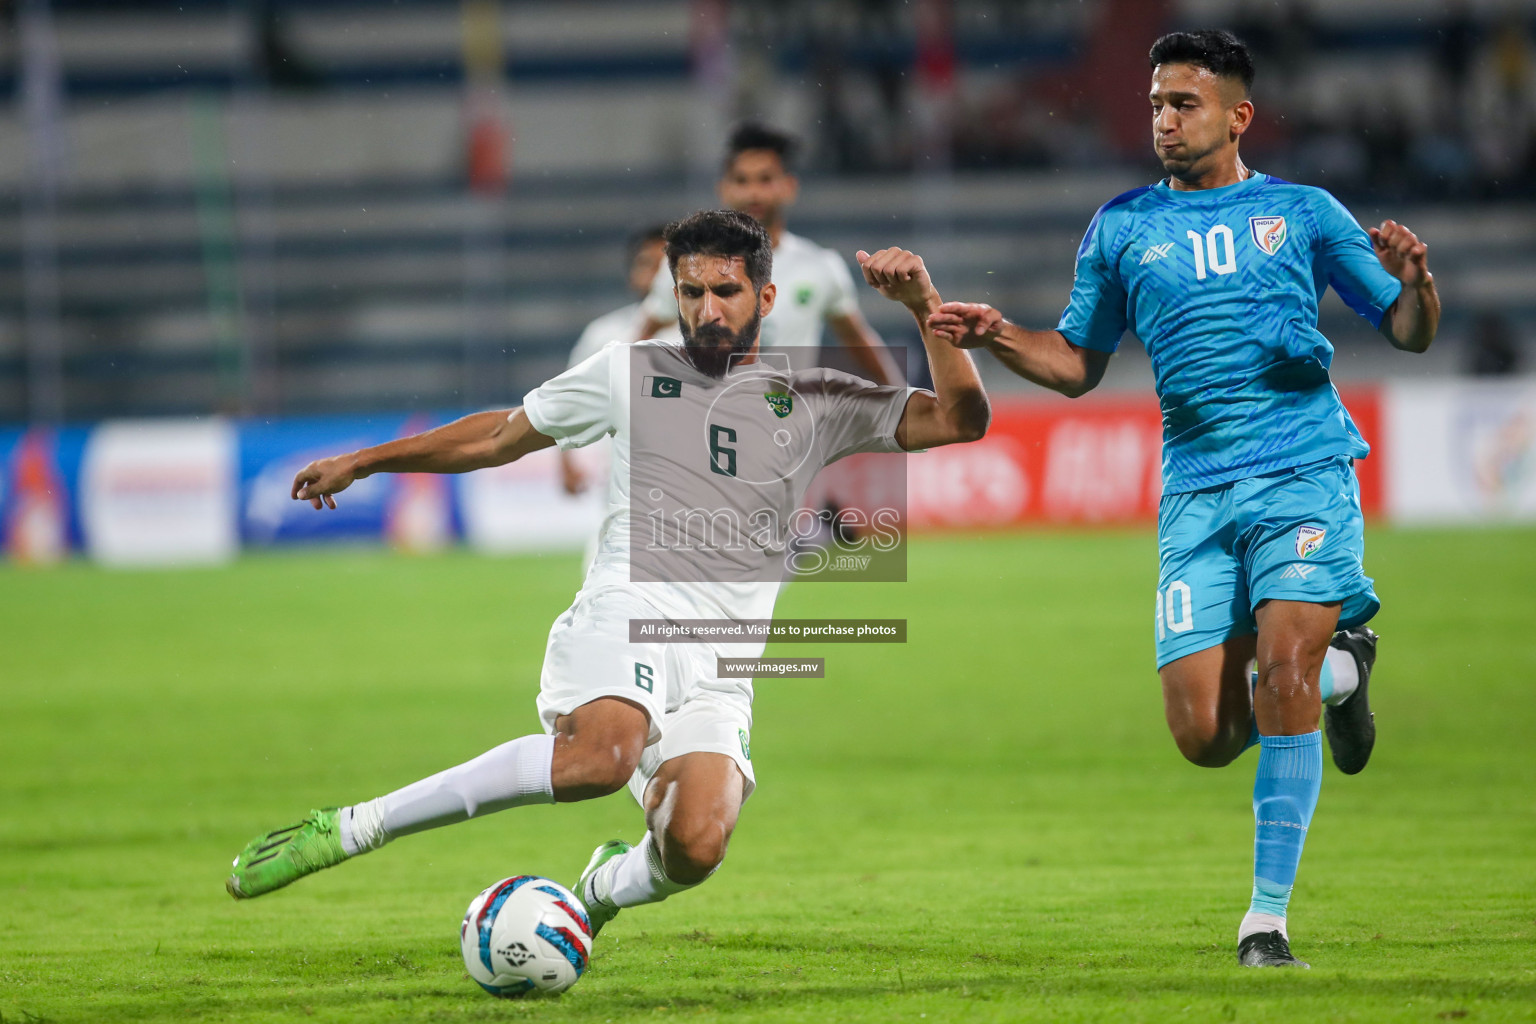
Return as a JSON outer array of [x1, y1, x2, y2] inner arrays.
[[1323, 646, 1360, 705], [599, 832, 701, 909], [1239, 911, 1289, 942], [339, 734, 555, 856]]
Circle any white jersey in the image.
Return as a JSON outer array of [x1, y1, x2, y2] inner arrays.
[[568, 302, 680, 369], [522, 339, 916, 624], [640, 230, 861, 360]]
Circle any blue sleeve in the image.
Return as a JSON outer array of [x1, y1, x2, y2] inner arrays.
[[1055, 207, 1128, 353], [1314, 190, 1402, 329]]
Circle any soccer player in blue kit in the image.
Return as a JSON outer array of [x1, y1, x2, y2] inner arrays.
[[925, 31, 1440, 967]]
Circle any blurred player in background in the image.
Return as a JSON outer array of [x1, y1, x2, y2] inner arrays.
[[635, 122, 903, 386], [224, 212, 989, 944], [922, 30, 1439, 968], [558, 224, 676, 497]]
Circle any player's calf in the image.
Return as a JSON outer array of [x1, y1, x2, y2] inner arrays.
[[551, 738, 642, 801], [1168, 715, 1251, 768], [550, 697, 650, 802], [1160, 644, 1257, 768]]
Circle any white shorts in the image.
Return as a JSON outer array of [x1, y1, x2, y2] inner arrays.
[[537, 586, 757, 803]]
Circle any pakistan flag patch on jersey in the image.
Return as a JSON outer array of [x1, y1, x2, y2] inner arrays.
[[765, 391, 793, 418], [643, 375, 682, 398]]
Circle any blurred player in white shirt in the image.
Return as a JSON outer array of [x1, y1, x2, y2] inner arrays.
[[225, 212, 988, 947], [636, 122, 903, 387], [559, 225, 678, 497]]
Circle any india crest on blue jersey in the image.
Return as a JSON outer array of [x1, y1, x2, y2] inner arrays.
[[1249, 215, 1287, 255], [1295, 525, 1327, 558]]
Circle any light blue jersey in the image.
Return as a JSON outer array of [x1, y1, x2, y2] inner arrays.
[[1057, 172, 1402, 494]]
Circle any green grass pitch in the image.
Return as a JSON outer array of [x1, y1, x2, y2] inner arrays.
[[2, 529, 1534, 1023]]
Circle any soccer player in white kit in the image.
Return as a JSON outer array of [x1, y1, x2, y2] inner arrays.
[[558, 224, 677, 497], [635, 123, 903, 386], [225, 211, 989, 944]]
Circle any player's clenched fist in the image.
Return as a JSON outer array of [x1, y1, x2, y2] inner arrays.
[[292, 454, 360, 510], [1367, 219, 1431, 287], [856, 247, 938, 311], [927, 302, 1005, 349]]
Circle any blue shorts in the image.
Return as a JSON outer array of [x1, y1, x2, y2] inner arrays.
[[1153, 455, 1379, 669]]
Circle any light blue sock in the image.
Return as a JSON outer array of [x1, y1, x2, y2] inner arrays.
[[1248, 731, 1323, 920]]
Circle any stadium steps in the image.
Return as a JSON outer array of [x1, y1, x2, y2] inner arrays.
[[0, 171, 1529, 419]]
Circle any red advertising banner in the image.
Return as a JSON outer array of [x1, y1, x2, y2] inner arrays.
[[910, 389, 1384, 530], [1338, 387, 1382, 518]]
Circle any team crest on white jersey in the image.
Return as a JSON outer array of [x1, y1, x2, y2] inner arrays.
[[1139, 242, 1175, 265], [1249, 216, 1287, 256], [1294, 525, 1327, 558]]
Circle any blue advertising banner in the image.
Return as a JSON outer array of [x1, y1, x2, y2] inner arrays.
[[237, 413, 462, 548]]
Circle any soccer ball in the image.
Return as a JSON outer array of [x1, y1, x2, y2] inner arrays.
[[460, 875, 593, 997]]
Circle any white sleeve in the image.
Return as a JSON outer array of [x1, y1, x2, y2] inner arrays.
[[639, 260, 677, 328], [522, 342, 618, 450], [822, 250, 861, 320], [803, 368, 917, 463]]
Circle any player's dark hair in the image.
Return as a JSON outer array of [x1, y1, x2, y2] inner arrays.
[[725, 121, 799, 173], [625, 223, 667, 265], [1149, 30, 1255, 96], [664, 210, 773, 292]]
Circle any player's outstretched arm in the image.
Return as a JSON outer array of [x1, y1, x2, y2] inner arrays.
[[291, 409, 556, 510], [1369, 219, 1439, 354], [927, 303, 1110, 398], [856, 247, 989, 450]]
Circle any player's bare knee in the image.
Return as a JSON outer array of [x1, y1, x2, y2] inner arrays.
[[1254, 656, 1313, 706], [658, 818, 731, 884]]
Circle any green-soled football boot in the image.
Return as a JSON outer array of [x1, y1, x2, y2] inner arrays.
[[573, 839, 632, 936], [226, 808, 349, 899]]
